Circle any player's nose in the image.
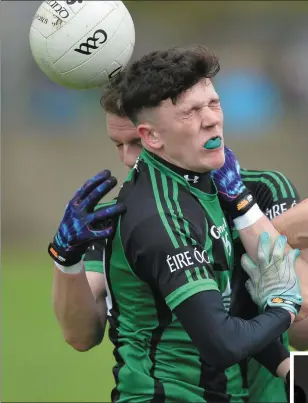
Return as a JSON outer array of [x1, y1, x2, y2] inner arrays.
[[201, 108, 221, 129]]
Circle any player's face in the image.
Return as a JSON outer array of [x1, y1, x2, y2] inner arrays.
[[106, 113, 142, 169], [139, 78, 225, 173]]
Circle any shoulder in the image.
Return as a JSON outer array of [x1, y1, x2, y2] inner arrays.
[[240, 167, 299, 201], [240, 167, 300, 219], [116, 162, 206, 249]]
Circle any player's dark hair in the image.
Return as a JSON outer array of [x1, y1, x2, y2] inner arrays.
[[100, 72, 126, 117], [121, 45, 220, 123]]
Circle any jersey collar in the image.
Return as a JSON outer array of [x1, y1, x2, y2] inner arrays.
[[140, 149, 217, 197]]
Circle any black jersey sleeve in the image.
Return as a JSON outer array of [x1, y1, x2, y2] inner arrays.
[[125, 213, 219, 311], [240, 168, 300, 220], [174, 291, 291, 370], [252, 337, 289, 376]]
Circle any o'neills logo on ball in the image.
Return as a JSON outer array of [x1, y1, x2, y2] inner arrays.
[[46, 1, 70, 19]]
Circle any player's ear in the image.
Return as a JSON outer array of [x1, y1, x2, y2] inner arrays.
[[137, 124, 163, 150]]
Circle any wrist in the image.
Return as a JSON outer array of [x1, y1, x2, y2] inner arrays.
[[220, 187, 257, 220], [266, 297, 302, 318], [233, 204, 264, 230], [289, 312, 295, 324], [48, 241, 84, 267], [54, 260, 84, 274]]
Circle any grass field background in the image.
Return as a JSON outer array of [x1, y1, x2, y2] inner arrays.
[[2, 248, 115, 402]]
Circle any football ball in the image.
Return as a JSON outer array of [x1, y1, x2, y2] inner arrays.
[[29, 1, 135, 89]]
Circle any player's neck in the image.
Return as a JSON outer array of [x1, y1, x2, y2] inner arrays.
[[148, 152, 214, 193]]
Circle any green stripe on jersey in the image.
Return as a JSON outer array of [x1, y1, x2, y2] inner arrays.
[[274, 171, 296, 198], [241, 169, 295, 200], [241, 175, 278, 201], [94, 199, 117, 211], [166, 278, 219, 310], [149, 165, 180, 249], [172, 180, 197, 246], [161, 173, 187, 247], [83, 260, 104, 273]]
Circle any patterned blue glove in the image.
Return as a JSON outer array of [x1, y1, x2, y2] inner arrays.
[[48, 170, 125, 266], [211, 146, 255, 218]]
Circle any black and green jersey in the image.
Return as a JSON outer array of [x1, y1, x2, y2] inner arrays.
[[104, 149, 247, 403], [83, 157, 300, 403]]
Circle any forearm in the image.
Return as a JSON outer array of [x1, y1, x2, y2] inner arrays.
[[237, 213, 308, 319], [272, 199, 308, 250], [52, 262, 104, 351], [175, 291, 292, 371], [253, 339, 289, 378], [237, 213, 287, 262]]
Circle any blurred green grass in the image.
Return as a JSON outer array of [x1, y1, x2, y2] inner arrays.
[[2, 248, 115, 402]]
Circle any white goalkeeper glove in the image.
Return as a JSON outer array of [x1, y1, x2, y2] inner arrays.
[[241, 232, 303, 316]]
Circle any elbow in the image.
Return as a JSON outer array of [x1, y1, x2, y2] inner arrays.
[[206, 350, 239, 371], [66, 340, 97, 352], [200, 339, 241, 371], [64, 332, 104, 352]]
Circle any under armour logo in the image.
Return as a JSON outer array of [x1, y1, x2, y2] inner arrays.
[[74, 29, 108, 56], [184, 174, 199, 184]]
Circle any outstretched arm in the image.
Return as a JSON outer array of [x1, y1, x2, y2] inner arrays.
[[212, 148, 308, 321], [273, 199, 308, 250]]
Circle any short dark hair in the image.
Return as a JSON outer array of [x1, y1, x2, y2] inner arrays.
[[100, 72, 126, 117], [121, 45, 220, 123]]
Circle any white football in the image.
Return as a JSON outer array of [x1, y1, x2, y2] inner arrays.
[[29, 1, 135, 89]]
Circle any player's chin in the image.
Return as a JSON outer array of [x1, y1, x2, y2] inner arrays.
[[204, 147, 225, 170]]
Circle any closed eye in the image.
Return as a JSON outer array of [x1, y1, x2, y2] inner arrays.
[[181, 106, 201, 119], [209, 99, 220, 108], [190, 106, 202, 113]]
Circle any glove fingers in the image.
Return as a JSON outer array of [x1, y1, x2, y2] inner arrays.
[[257, 232, 271, 268], [78, 203, 126, 243], [288, 248, 301, 264], [75, 170, 111, 203], [284, 248, 301, 282], [271, 235, 288, 265], [89, 202, 126, 224], [245, 279, 255, 300], [81, 176, 118, 212], [88, 226, 115, 240], [241, 253, 258, 281], [88, 204, 126, 239]]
